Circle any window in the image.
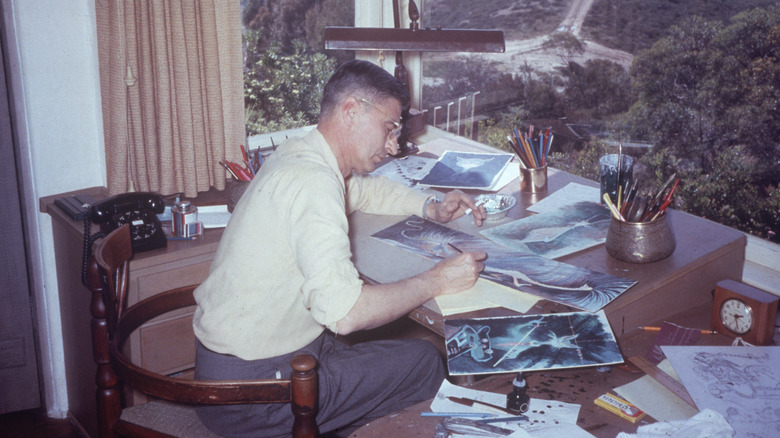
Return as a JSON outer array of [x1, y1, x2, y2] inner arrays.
[[239, 0, 780, 242]]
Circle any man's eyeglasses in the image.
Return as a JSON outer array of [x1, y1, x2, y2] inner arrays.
[[359, 98, 403, 139]]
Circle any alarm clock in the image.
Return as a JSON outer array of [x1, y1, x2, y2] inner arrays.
[[711, 279, 778, 345]]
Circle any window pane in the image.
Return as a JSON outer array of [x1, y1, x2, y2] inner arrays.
[[417, 0, 780, 242], [241, 0, 355, 136]]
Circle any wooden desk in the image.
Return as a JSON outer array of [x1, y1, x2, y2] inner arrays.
[[350, 129, 746, 337], [348, 128, 747, 436], [350, 303, 737, 438]]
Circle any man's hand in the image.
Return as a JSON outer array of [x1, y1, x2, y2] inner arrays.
[[429, 250, 487, 296], [426, 190, 488, 226]]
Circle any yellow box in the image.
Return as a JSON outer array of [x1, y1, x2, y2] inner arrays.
[[594, 393, 646, 423]]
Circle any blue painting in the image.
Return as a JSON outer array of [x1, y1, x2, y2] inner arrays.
[[418, 151, 513, 189], [371, 216, 636, 312], [445, 311, 623, 375], [480, 201, 611, 259]]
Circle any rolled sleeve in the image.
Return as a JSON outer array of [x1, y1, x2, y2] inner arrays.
[[346, 174, 429, 216]]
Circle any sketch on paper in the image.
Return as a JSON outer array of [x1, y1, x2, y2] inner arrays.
[[418, 151, 513, 190], [370, 155, 436, 190], [445, 311, 622, 375], [480, 201, 611, 259], [662, 346, 780, 438], [371, 216, 636, 312]]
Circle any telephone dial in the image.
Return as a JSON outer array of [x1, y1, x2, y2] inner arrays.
[[81, 192, 167, 285]]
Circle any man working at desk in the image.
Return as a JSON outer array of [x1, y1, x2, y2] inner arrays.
[[192, 59, 488, 437]]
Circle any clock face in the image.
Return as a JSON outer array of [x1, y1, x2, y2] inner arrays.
[[719, 298, 754, 335]]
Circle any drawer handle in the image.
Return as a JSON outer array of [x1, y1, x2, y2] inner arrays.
[[425, 315, 435, 325]]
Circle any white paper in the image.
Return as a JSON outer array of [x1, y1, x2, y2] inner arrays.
[[614, 359, 699, 422], [661, 345, 780, 437], [197, 204, 231, 228], [370, 155, 437, 190], [430, 379, 582, 435]]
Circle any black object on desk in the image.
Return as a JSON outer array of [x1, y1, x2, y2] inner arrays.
[[54, 193, 97, 220]]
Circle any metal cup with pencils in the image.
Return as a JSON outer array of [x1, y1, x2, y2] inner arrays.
[[507, 125, 551, 193], [604, 173, 680, 263]]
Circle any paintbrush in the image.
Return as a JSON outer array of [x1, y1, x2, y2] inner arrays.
[[447, 396, 516, 415]]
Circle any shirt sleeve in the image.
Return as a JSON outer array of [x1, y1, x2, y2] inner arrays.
[[283, 165, 363, 331], [345, 174, 430, 216]]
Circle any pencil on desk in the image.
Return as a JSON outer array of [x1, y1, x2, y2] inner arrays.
[[638, 326, 717, 334], [420, 412, 497, 418]]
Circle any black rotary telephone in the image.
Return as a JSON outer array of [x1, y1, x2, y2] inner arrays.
[[81, 192, 167, 285]]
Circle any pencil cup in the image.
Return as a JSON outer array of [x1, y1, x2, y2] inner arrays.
[[599, 154, 634, 205], [519, 165, 547, 194], [605, 214, 675, 263]]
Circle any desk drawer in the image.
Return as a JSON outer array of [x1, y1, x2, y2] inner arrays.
[[134, 259, 212, 302]]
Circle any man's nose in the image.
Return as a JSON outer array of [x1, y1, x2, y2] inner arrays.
[[385, 137, 398, 156]]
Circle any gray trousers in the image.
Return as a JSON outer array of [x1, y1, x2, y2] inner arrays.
[[194, 332, 446, 437]]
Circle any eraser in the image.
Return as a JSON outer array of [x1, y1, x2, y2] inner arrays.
[[594, 393, 646, 423]]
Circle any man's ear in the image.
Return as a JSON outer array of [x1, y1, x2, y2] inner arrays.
[[341, 95, 361, 129]]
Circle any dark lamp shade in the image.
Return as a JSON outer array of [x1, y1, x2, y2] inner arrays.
[[323, 27, 505, 53]]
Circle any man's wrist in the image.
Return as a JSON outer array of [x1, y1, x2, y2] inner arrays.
[[422, 196, 439, 220]]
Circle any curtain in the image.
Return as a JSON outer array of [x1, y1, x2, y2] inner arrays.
[[96, 0, 244, 197]]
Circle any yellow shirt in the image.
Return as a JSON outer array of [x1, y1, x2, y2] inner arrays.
[[193, 129, 430, 360]]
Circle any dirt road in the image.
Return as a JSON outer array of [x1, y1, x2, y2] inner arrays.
[[426, 0, 634, 74]]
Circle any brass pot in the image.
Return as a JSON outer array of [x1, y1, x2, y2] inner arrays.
[[606, 214, 675, 263]]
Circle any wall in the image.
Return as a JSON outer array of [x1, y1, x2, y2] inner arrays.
[[2, 0, 106, 418]]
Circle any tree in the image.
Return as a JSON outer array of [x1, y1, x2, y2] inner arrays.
[[621, 5, 780, 241], [562, 59, 634, 120], [542, 32, 586, 65], [244, 41, 335, 135]]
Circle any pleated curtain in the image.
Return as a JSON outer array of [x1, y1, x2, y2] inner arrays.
[[96, 0, 244, 197]]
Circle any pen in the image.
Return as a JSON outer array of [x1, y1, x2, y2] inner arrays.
[[420, 412, 498, 418], [448, 243, 463, 253], [476, 415, 529, 423], [447, 396, 517, 415], [638, 326, 717, 334], [464, 199, 487, 215]]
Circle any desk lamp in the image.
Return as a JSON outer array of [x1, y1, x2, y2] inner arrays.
[[323, 0, 505, 157]]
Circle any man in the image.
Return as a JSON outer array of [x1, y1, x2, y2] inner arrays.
[[193, 59, 487, 437]]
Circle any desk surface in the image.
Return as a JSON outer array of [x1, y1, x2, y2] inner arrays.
[[349, 128, 746, 436], [350, 303, 739, 438], [349, 128, 746, 337]]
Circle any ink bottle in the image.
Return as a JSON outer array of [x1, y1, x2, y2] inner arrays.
[[506, 372, 530, 414]]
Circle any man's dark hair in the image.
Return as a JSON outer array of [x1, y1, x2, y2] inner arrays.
[[320, 59, 410, 120]]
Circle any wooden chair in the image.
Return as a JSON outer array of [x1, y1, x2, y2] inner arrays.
[[86, 224, 318, 438]]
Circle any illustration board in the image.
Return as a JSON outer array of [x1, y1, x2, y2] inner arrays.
[[444, 310, 622, 375], [418, 151, 513, 190], [480, 201, 611, 259]]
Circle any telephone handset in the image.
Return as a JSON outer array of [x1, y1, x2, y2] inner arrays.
[[90, 192, 168, 252]]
